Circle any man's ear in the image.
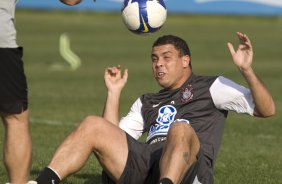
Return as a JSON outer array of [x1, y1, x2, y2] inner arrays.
[[182, 55, 190, 68]]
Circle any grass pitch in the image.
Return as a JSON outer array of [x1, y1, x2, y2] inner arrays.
[[0, 10, 281, 183]]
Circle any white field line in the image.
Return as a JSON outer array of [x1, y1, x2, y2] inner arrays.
[[29, 118, 74, 126]]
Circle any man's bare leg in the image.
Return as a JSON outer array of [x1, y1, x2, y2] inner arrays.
[[2, 110, 32, 184], [36, 115, 128, 183], [159, 122, 200, 184]]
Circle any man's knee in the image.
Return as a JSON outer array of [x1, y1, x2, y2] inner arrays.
[[77, 115, 107, 136], [1, 110, 29, 126], [79, 115, 99, 128], [81, 115, 101, 125], [168, 122, 199, 149], [168, 122, 194, 137]]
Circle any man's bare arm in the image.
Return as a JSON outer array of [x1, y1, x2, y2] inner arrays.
[[227, 32, 275, 117]]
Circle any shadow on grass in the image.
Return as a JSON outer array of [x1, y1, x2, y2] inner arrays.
[[31, 169, 102, 184]]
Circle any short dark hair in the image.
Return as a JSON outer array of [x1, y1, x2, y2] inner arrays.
[[152, 35, 192, 68], [153, 35, 191, 57]]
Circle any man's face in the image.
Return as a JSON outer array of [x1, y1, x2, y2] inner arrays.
[[151, 44, 191, 90]]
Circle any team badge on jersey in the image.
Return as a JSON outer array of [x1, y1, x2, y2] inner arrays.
[[147, 105, 177, 142], [156, 105, 177, 124], [181, 85, 193, 103]]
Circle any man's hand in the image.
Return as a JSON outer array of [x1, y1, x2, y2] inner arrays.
[[104, 65, 128, 94], [227, 32, 253, 72]]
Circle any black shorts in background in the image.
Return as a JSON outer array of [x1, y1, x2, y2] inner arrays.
[[0, 47, 28, 114], [102, 133, 213, 184]]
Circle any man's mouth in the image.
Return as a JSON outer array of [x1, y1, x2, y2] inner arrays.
[[156, 72, 165, 78]]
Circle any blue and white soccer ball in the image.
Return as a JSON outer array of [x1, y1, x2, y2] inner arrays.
[[121, 0, 167, 35]]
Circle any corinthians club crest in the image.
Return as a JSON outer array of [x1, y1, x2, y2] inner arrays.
[[181, 84, 193, 103]]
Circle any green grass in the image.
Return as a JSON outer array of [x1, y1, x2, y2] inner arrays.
[[0, 10, 282, 183]]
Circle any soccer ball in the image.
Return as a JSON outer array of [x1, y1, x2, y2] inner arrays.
[[121, 0, 167, 35]]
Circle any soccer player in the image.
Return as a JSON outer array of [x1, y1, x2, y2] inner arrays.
[[35, 32, 275, 184], [0, 0, 33, 183]]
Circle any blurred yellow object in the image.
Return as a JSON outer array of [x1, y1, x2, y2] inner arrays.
[[59, 33, 81, 71]]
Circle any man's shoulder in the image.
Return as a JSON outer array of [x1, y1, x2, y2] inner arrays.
[[193, 74, 219, 81], [140, 91, 160, 101], [139, 89, 172, 106], [191, 74, 220, 87]]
